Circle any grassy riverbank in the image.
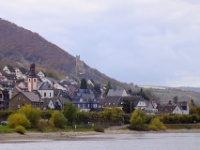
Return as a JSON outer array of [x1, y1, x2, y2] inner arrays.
[[0, 124, 94, 133]]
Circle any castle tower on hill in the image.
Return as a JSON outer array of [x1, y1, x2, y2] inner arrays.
[[27, 62, 38, 92]]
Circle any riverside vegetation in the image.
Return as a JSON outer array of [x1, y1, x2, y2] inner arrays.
[[1, 105, 200, 134]]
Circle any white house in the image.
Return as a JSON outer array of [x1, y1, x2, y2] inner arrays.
[[37, 71, 46, 78], [158, 105, 183, 115], [40, 77, 58, 85], [54, 83, 68, 91], [38, 82, 54, 98], [178, 101, 189, 114], [134, 99, 147, 110], [3, 65, 15, 75], [15, 67, 27, 79]]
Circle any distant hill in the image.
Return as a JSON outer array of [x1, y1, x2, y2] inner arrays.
[[0, 18, 134, 89], [139, 85, 200, 105]]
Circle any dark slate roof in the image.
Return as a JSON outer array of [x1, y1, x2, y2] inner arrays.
[[72, 89, 97, 103], [18, 67, 27, 74], [158, 105, 177, 114], [7, 65, 15, 72], [121, 96, 144, 106], [4, 74, 17, 80], [104, 96, 122, 107], [98, 98, 106, 106], [178, 101, 187, 106], [102, 96, 144, 108], [59, 97, 72, 105], [38, 82, 53, 90], [21, 92, 43, 102]]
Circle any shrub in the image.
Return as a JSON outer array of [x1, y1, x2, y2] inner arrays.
[[180, 115, 190, 123], [130, 109, 147, 131], [49, 111, 67, 129], [0, 110, 14, 118], [93, 125, 104, 132], [191, 114, 199, 123], [14, 125, 26, 134], [76, 111, 89, 124], [148, 118, 166, 131], [37, 119, 48, 132], [145, 115, 155, 124], [7, 113, 30, 128], [18, 105, 41, 127], [41, 110, 53, 120], [148, 125, 158, 131]]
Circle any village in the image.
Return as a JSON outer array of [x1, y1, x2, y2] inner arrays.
[[0, 62, 190, 116]]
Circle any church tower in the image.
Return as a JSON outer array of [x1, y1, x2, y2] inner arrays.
[[27, 62, 38, 92]]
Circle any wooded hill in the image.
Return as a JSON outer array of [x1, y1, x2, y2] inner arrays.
[[0, 18, 133, 89]]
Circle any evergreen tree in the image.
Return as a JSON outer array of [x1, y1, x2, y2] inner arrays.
[[173, 96, 178, 105], [63, 102, 77, 125], [122, 100, 135, 114], [80, 78, 87, 89], [104, 81, 112, 96], [92, 84, 102, 98]]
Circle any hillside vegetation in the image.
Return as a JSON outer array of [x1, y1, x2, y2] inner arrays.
[[0, 18, 133, 89]]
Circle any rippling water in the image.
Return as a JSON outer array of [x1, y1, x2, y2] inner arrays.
[[1, 133, 199, 150]]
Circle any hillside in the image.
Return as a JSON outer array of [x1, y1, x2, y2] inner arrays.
[[143, 88, 200, 105], [0, 18, 133, 89]]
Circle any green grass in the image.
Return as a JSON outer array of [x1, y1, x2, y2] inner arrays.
[[0, 125, 14, 133], [0, 124, 94, 133], [28, 125, 94, 132]]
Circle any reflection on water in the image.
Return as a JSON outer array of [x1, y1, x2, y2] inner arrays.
[[0, 133, 199, 150]]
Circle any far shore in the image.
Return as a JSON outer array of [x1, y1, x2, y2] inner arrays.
[[0, 128, 200, 143]]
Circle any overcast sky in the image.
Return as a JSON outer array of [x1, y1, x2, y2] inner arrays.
[[1, 0, 200, 87]]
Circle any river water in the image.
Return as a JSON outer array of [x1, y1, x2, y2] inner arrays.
[[0, 133, 199, 150]]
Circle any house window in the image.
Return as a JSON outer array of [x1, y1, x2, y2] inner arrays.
[[44, 93, 46, 97], [18, 98, 21, 101]]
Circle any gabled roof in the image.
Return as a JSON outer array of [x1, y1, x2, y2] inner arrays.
[[5, 65, 15, 72], [22, 92, 43, 102], [17, 67, 27, 74], [72, 89, 96, 102], [107, 89, 127, 96], [158, 105, 177, 114], [11, 91, 43, 103], [121, 96, 144, 106], [104, 96, 122, 107], [38, 82, 53, 90], [178, 101, 188, 106], [42, 97, 59, 108], [3, 74, 17, 80]]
